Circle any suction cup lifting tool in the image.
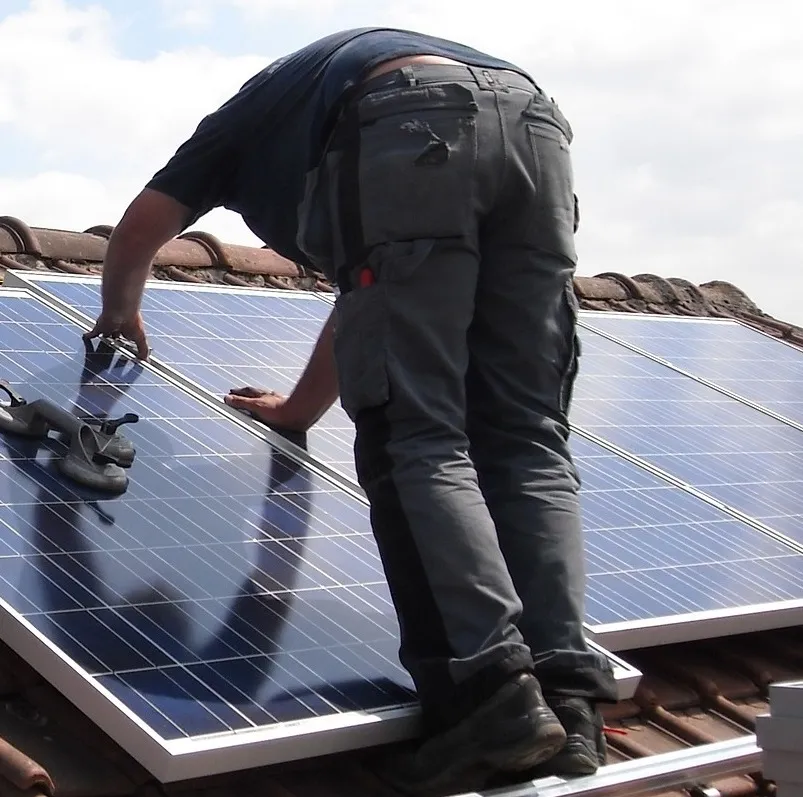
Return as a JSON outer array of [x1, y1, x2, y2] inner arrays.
[[0, 380, 139, 494]]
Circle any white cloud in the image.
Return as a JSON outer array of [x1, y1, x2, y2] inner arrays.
[[162, 0, 340, 27], [0, 171, 112, 229], [2, 0, 802, 326], [0, 0, 266, 180]]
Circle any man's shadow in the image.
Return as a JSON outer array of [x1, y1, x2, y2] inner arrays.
[[0, 340, 333, 720]]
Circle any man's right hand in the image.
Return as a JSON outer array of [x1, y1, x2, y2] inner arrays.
[[224, 386, 311, 432], [83, 312, 150, 360]]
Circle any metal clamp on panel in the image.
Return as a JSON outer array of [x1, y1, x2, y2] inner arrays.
[[0, 380, 139, 494]]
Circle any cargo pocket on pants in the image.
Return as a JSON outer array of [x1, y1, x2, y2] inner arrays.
[[333, 284, 389, 421]]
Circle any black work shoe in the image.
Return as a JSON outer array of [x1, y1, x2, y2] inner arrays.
[[540, 696, 606, 776], [377, 672, 567, 795]]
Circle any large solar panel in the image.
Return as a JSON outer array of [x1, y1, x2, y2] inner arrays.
[[5, 274, 358, 487], [581, 313, 803, 427], [10, 273, 803, 653], [571, 328, 803, 547], [0, 288, 417, 780]]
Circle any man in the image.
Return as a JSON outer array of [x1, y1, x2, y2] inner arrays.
[[84, 27, 617, 793]]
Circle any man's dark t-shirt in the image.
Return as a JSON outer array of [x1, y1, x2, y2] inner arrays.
[[147, 28, 528, 267]]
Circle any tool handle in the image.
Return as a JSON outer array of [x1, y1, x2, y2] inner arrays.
[[0, 380, 26, 408]]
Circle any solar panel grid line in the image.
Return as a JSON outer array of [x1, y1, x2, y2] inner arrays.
[[4, 593, 417, 780], [729, 318, 803, 356], [578, 312, 803, 433], [11, 275, 803, 558], [2, 273, 363, 498], [27, 278, 366, 486], [562, 435, 803, 649]]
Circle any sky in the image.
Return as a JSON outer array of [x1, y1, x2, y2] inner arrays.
[[1, 0, 802, 325]]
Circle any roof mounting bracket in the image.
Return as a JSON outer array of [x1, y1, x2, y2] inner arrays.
[[0, 380, 139, 493]]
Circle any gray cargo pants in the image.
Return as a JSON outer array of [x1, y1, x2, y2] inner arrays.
[[298, 63, 617, 733]]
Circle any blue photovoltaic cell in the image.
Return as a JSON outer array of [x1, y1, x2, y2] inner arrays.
[[575, 435, 803, 627], [20, 279, 359, 485], [0, 293, 414, 741], [572, 329, 803, 544], [581, 315, 803, 426]]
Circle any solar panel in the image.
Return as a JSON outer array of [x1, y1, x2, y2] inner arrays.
[[12, 274, 803, 643], [0, 286, 649, 778], [580, 313, 803, 427], [575, 434, 803, 649], [571, 329, 803, 546], [0, 287, 419, 780], [5, 274, 359, 487]]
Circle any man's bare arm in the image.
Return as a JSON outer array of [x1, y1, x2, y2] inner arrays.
[[102, 188, 191, 313], [226, 309, 339, 431], [84, 188, 192, 358]]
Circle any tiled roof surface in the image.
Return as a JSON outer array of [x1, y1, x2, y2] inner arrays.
[[1, 214, 801, 797], [2, 215, 802, 345]]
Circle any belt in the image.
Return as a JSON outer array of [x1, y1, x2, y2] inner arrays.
[[357, 63, 539, 98]]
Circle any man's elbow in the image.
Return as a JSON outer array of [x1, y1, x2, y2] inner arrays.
[[111, 188, 192, 252]]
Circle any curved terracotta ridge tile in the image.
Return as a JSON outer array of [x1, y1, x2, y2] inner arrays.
[[0, 736, 54, 796], [82, 224, 113, 239], [178, 230, 227, 266], [218, 243, 303, 277], [0, 218, 303, 278], [33, 229, 108, 262], [151, 238, 216, 269], [0, 217, 39, 254]]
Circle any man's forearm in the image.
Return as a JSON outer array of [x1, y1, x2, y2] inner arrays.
[[282, 309, 339, 429], [101, 188, 192, 318]]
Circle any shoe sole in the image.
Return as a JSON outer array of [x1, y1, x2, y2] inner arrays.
[[485, 721, 568, 771]]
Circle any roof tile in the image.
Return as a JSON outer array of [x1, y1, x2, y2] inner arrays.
[[214, 242, 302, 278], [611, 719, 689, 757], [1, 215, 801, 353], [677, 708, 749, 743], [630, 672, 700, 712], [152, 238, 216, 269]]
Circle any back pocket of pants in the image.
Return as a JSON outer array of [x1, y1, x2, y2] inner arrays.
[[356, 84, 479, 247]]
